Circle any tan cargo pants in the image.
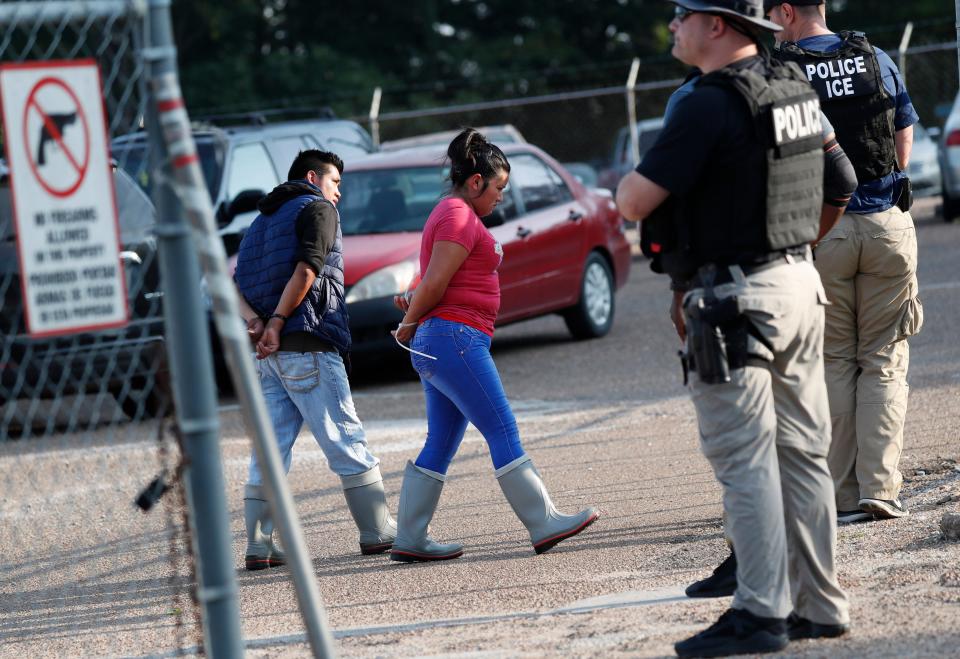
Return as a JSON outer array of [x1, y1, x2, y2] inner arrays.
[[684, 255, 849, 624], [814, 208, 923, 510]]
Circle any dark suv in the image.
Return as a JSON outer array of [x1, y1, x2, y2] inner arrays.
[[111, 117, 375, 253], [0, 164, 168, 427]]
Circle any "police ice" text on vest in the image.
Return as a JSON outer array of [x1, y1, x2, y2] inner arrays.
[[804, 57, 868, 98]]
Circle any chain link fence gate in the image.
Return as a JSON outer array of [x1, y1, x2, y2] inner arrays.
[[0, 1, 237, 656], [1, 1, 340, 657]]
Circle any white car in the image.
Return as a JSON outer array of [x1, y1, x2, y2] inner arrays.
[[938, 91, 960, 221], [908, 123, 941, 199]]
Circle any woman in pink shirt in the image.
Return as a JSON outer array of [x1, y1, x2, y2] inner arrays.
[[389, 128, 598, 563]]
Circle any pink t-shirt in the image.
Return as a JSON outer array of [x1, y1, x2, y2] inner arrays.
[[419, 197, 502, 335]]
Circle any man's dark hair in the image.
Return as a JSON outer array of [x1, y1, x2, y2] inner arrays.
[[288, 149, 344, 181]]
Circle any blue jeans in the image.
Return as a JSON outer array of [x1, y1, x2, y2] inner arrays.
[[248, 351, 379, 486], [409, 318, 525, 473]]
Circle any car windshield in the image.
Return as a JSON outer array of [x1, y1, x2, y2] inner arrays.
[[315, 124, 375, 161], [338, 166, 447, 235], [111, 135, 225, 202]]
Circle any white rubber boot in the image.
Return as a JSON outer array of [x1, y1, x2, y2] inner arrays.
[[341, 465, 398, 555], [244, 484, 286, 570], [496, 456, 598, 554], [389, 461, 463, 562]]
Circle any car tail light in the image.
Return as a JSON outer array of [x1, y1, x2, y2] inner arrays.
[[946, 130, 960, 147]]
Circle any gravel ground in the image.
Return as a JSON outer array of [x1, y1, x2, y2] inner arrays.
[[1, 198, 958, 658]]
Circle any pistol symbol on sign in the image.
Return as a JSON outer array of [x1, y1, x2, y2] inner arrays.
[[36, 112, 77, 166]]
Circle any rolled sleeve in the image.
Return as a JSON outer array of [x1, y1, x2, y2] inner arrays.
[[295, 200, 338, 274]]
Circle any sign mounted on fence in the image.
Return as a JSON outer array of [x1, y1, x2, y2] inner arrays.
[[0, 59, 127, 337]]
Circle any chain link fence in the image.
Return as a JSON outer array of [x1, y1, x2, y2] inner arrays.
[[0, 2, 204, 656], [365, 29, 958, 198], [898, 41, 960, 126]]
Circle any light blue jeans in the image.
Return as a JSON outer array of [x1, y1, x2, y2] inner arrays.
[[409, 317, 525, 474], [247, 350, 379, 486]]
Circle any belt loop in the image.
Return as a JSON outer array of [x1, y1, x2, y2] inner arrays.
[[729, 265, 747, 285]]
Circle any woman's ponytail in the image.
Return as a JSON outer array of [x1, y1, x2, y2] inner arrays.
[[447, 127, 510, 188]]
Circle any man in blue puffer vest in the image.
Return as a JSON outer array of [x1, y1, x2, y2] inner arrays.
[[234, 150, 396, 570]]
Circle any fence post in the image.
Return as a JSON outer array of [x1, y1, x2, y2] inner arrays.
[[143, 0, 244, 656], [897, 21, 914, 82], [625, 58, 641, 167], [143, 0, 340, 656], [369, 86, 383, 149]]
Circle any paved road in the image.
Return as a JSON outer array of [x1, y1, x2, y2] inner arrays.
[[2, 198, 958, 657]]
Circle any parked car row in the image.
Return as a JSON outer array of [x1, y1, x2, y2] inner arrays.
[[114, 119, 632, 353], [2, 116, 634, 425], [111, 118, 376, 253]]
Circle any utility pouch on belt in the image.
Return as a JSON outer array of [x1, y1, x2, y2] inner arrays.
[[894, 175, 913, 212]]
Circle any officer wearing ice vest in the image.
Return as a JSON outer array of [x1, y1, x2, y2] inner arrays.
[[616, 2, 850, 655], [767, 1, 923, 525]]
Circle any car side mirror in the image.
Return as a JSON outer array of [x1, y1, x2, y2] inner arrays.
[[226, 189, 265, 222], [927, 127, 941, 141], [482, 208, 506, 228]]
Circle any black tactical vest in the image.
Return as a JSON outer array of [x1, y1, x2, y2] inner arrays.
[[694, 57, 824, 253], [775, 32, 896, 183]]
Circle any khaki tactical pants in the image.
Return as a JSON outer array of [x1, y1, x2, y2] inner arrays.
[[814, 208, 922, 510], [685, 256, 849, 624]]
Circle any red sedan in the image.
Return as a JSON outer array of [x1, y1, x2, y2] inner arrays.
[[337, 142, 632, 351]]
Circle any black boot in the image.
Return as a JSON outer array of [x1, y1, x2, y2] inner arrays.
[[685, 549, 737, 598], [787, 612, 850, 640], [675, 608, 788, 658]]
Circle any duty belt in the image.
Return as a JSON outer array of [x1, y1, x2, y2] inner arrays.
[[694, 246, 810, 288]]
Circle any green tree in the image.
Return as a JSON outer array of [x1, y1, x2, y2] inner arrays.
[[171, 0, 956, 118]]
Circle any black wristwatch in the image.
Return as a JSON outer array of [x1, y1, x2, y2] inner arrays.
[[268, 313, 288, 323]]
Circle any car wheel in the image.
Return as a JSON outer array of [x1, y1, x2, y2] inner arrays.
[[563, 252, 615, 340]]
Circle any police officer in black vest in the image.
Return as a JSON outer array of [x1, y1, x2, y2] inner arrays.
[[617, 2, 850, 655], [766, 1, 923, 527]]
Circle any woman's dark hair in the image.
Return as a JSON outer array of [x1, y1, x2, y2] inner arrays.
[[446, 128, 510, 189]]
